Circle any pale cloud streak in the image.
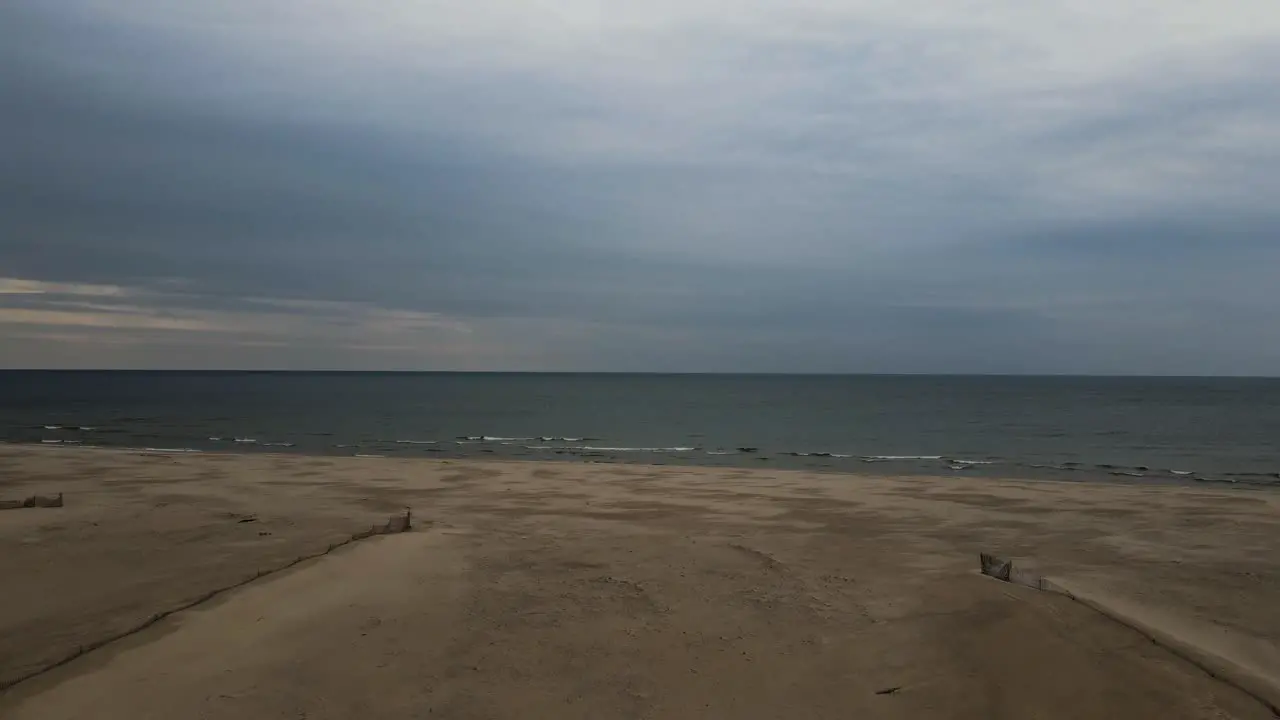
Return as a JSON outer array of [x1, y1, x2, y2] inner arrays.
[[0, 278, 130, 298], [1, 277, 494, 368]]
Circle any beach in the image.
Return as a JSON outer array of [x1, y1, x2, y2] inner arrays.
[[2, 444, 1278, 719]]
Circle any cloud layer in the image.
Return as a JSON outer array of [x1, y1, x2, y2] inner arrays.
[[3, 1, 1279, 372]]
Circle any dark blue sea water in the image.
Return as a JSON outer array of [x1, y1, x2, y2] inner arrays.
[[3, 372, 1278, 486]]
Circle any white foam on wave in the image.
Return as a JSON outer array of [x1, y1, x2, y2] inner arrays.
[[41, 439, 63, 444], [43, 425, 61, 430], [208, 437, 223, 441], [78, 426, 96, 431], [522, 444, 693, 452], [582, 446, 696, 453], [863, 455, 943, 462], [1171, 470, 1194, 476], [143, 447, 201, 453], [263, 442, 295, 447], [354, 453, 385, 458], [234, 438, 257, 444], [949, 459, 995, 465], [707, 450, 736, 455], [463, 435, 594, 444], [394, 440, 437, 445]]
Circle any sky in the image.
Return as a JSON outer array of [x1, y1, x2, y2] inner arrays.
[[2, 1, 1279, 373]]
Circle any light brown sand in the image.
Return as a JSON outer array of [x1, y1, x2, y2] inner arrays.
[[2, 444, 1278, 719]]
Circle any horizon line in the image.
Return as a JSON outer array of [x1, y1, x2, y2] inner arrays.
[[1, 369, 1277, 379]]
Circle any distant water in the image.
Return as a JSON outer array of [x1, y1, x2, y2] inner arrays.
[[3, 371, 1279, 486]]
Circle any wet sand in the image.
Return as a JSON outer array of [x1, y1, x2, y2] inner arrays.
[[1, 444, 1278, 719]]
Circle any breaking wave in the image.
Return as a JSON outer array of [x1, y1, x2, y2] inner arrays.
[[521, 445, 696, 453]]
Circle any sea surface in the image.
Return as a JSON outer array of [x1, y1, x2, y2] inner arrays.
[[2, 371, 1278, 486]]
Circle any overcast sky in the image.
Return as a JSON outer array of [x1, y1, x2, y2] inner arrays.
[[3, 1, 1279, 373]]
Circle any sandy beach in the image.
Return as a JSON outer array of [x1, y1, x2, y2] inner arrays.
[[2, 444, 1278, 719]]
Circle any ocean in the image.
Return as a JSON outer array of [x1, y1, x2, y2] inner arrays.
[[2, 371, 1278, 486]]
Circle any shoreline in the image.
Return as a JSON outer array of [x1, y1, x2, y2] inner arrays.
[[3, 444, 1278, 718], [6, 439, 1275, 490]]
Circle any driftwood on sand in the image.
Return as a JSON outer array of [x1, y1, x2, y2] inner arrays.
[[0, 493, 64, 510], [347, 508, 412, 542]]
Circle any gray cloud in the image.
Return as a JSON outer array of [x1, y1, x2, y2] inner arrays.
[[3, 0, 1280, 372]]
